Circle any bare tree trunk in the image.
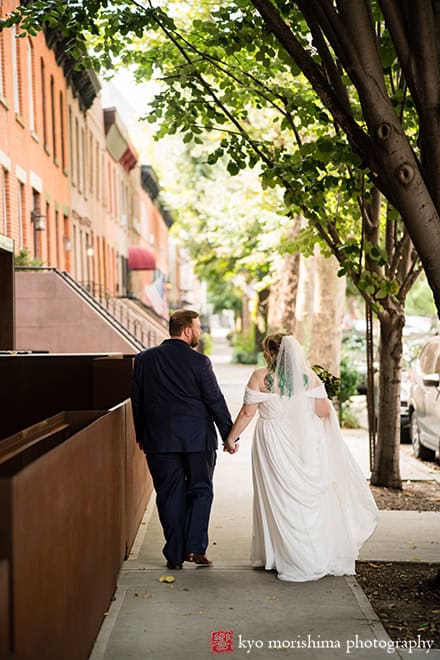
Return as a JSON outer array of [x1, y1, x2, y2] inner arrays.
[[308, 248, 346, 376], [267, 221, 301, 334], [267, 251, 301, 334], [294, 253, 315, 349], [371, 305, 405, 488], [241, 292, 252, 333]]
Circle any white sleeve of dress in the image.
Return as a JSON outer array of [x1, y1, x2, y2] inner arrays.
[[304, 383, 328, 399], [243, 385, 272, 404]]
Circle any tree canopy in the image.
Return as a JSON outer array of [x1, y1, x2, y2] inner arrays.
[[4, 0, 440, 317]]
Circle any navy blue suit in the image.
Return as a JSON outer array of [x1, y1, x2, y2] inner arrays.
[[131, 338, 233, 565]]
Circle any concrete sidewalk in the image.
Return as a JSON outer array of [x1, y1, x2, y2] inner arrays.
[[90, 339, 439, 659]]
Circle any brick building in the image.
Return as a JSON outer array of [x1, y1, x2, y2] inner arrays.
[[0, 0, 70, 269], [0, 3, 177, 316]]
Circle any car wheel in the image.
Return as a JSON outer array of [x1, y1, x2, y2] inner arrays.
[[400, 414, 411, 444], [410, 411, 436, 461]]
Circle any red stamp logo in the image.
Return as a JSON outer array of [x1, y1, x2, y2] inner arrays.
[[211, 630, 234, 654]]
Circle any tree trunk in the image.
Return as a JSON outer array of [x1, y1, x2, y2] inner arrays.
[[371, 305, 405, 488], [256, 287, 269, 350], [308, 248, 346, 376], [267, 251, 301, 334], [294, 253, 315, 349]]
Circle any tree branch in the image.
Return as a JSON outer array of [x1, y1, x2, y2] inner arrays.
[[249, 0, 372, 157], [299, 2, 352, 116]]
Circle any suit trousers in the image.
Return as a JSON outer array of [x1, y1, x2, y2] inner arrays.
[[146, 450, 217, 565]]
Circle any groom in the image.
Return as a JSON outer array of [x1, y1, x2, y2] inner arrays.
[[131, 309, 234, 569]]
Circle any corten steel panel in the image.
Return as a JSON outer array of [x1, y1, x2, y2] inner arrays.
[[93, 356, 133, 410], [124, 402, 152, 556], [0, 412, 105, 465], [0, 355, 98, 440], [2, 409, 126, 660], [0, 559, 10, 660]]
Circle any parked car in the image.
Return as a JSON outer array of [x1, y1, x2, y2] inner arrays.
[[408, 335, 440, 461]]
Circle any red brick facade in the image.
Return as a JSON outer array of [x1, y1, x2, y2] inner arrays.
[[0, 2, 70, 268], [0, 2, 176, 313]]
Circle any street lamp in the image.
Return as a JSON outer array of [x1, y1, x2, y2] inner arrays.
[[31, 207, 46, 260]]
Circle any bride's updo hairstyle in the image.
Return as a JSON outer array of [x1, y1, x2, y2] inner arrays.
[[262, 333, 288, 373]]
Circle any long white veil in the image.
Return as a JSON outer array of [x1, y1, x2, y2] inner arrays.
[[274, 335, 319, 398]]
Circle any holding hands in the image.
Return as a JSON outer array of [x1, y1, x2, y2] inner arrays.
[[223, 437, 239, 454]]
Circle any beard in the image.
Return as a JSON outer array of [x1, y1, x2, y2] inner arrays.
[[190, 331, 199, 348]]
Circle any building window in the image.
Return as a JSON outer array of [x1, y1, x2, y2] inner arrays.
[[73, 223, 78, 278], [68, 106, 74, 182], [0, 31, 5, 99], [1, 168, 8, 234], [11, 26, 22, 116], [112, 166, 119, 216], [40, 58, 47, 148], [81, 127, 86, 196], [89, 132, 94, 195], [107, 161, 112, 213], [45, 201, 51, 265], [27, 39, 35, 133], [50, 75, 57, 163], [32, 189, 41, 259], [75, 117, 80, 191], [55, 208, 60, 266], [96, 143, 100, 200], [17, 181, 24, 247], [59, 92, 66, 171]]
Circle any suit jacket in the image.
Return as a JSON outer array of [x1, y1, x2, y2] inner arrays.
[[131, 338, 233, 453]]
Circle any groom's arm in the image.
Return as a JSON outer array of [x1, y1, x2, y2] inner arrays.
[[198, 357, 233, 441], [131, 354, 146, 446]]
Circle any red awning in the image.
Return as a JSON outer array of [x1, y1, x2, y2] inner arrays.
[[128, 246, 156, 271]]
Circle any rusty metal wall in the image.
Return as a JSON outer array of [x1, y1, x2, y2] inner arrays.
[[0, 354, 134, 441], [0, 402, 152, 660], [124, 402, 152, 555], [0, 559, 9, 658]]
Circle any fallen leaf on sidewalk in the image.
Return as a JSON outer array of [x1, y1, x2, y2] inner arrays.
[[134, 592, 153, 598], [159, 575, 176, 583], [266, 596, 278, 600]]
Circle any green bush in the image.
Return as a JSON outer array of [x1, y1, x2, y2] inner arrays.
[[231, 330, 258, 364], [14, 248, 43, 268], [340, 405, 361, 429], [200, 332, 213, 355], [339, 357, 361, 404]]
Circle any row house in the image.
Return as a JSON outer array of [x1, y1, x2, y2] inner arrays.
[[0, 3, 177, 320], [0, 2, 207, 333], [0, 1, 70, 269], [128, 164, 172, 316]]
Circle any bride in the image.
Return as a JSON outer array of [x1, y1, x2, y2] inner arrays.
[[224, 333, 378, 582]]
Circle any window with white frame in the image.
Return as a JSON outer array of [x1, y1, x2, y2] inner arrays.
[[27, 39, 35, 132], [11, 26, 21, 115], [17, 181, 24, 247], [0, 32, 4, 99]]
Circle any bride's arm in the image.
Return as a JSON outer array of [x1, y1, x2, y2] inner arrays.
[[315, 397, 331, 418], [224, 371, 260, 453], [311, 373, 331, 418], [224, 402, 259, 453]]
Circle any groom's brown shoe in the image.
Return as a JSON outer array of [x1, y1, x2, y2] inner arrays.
[[184, 552, 213, 566]]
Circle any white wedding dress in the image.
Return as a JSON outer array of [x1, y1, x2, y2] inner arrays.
[[245, 381, 378, 582]]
